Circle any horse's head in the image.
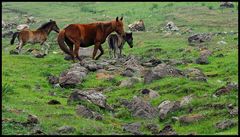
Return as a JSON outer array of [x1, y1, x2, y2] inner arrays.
[[124, 32, 133, 48], [114, 17, 125, 37], [49, 19, 60, 33]]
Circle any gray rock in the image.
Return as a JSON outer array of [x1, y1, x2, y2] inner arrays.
[[48, 75, 59, 85], [196, 56, 209, 64], [158, 100, 180, 120], [141, 89, 159, 99], [215, 120, 236, 130], [179, 114, 204, 124], [27, 114, 39, 124], [184, 68, 207, 82], [144, 63, 184, 84], [76, 105, 94, 119], [121, 69, 134, 77], [128, 20, 145, 31], [123, 122, 142, 135], [119, 77, 141, 88], [220, 2, 234, 8], [188, 33, 212, 45], [145, 123, 159, 134], [57, 126, 76, 134], [180, 94, 193, 107], [159, 124, 177, 135]]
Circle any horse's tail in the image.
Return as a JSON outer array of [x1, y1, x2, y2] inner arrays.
[[57, 29, 71, 55], [10, 32, 19, 45]]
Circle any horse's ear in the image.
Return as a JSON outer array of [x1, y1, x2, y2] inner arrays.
[[116, 17, 119, 22], [120, 16, 123, 21]]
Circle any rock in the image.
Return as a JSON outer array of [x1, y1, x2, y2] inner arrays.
[[121, 69, 134, 77], [2, 22, 17, 30], [64, 55, 73, 61], [141, 89, 159, 99], [34, 53, 46, 58], [86, 63, 98, 71], [57, 126, 76, 134], [179, 114, 204, 124], [59, 64, 88, 88], [26, 16, 36, 24], [220, 2, 234, 8], [144, 63, 184, 84], [158, 100, 180, 120], [215, 120, 236, 130], [121, 97, 157, 119], [159, 124, 177, 135], [119, 77, 141, 88], [215, 53, 224, 58], [123, 122, 142, 135], [188, 33, 212, 45], [68, 89, 113, 110], [16, 24, 29, 31], [217, 41, 227, 45], [123, 55, 144, 75], [145, 123, 159, 134], [2, 30, 13, 37], [96, 72, 113, 79], [2, 20, 6, 28], [180, 94, 193, 107], [9, 49, 19, 55], [76, 105, 94, 118], [48, 75, 59, 85], [184, 68, 207, 82], [27, 114, 39, 124], [128, 20, 145, 31], [195, 55, 209, 64], [200, 49, 212, 57], [228, 107, 238, 116], [141, 58, 162, 67], [31, 127, 45, 135], [213, 82, 238, 97], [163, 21, 179, 32], [47, 99, 61, 105]]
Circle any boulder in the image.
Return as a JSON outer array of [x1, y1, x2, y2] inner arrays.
[[163, 21, 179, 32], [47, 75, 59, 85], [220, 2, 234, 8], [120, 69, 134, 77], [57, 126, 76, 134], [158, 100, 180, 120], [123, 122, 142, 135], [68, 89, 113, 110], [17, 24, 29, 31], [128, 20, 145, 31], [215, 120, 236, 130], [144, 63, 184, 84], [141, 89, 159, 99], [119, 77, 141, 88], [195, 55, 209, 64], [188, 33, 212, 45], [27, 114, 39, 124], [179, 114, 204, 124], [213, 82, 238, 97], [184, 68, 207, 82], [158, 124, 177, 135]]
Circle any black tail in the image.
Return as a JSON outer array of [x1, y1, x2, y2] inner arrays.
[[10, 32, 19, 45]]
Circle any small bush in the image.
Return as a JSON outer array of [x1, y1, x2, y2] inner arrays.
[[208, 5, 213, 10], [201, 3, 206, 7]]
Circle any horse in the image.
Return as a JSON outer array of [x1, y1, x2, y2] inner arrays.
[[10, 19, 60, 54], [57, 16, 125, 62], [107, 32, 133, 59]]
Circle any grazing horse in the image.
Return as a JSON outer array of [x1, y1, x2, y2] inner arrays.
[[57, 17, 125, 61], [107, 32, 133, 58], [10, 19, 60, 54]]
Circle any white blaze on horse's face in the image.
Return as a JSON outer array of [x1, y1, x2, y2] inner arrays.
[[115, 16, 125, 37]]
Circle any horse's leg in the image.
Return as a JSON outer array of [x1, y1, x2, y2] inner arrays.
[[92, 42, 100, 60], [95, 45, 104, 60], [43, 42, 50, 55], [73, 42, 81, 62], [109, 48, 112, 59], [17, 40, 24, 54], [119, 47, 122, 58]]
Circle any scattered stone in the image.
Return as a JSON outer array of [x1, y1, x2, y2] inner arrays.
[[27, 114, 39, 124], [68, 89, 113, 110], [26, 16, 36, 24], [217, 41, 227, 45], [220, 2, 234, 8], [9, 49, 19, 55], [57, 126, 76, 134], [123, 55, 144, 75], [121, 69, 134, 77], [179, 114, 204, 124], [159, 124, 177, 135], [141, 58, 162, 67], [48, 75, 59, 85], [144, 63, 184, 84], [123, 122, 142, 135], [86, 63, 98, 71], [145, 123, 159, 134], [158, 100, 180, 120], [76, 105, 94, 119], [195, 55, 209, 64], [121, 97, 157, 119], [141, 89, 159, 99], [162, 21, 179, 32], [200, 49, 212, 57], [188, 33, 212, 45], [213, 82, 238, 97], [228, 107, 238, 116], [180, 94, 193, 107], [31, 127, 45, 135], [119, 77, 141, 88], [16, 24, 29, 31], [48, 99, 61, 105], [215, 120, 236, 130], [128, 20, 145, 31], [184, 68, 207, 82], [96, 72, 113, 79]]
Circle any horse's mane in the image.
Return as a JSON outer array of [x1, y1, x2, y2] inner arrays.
[[37, 21, 52, 30]]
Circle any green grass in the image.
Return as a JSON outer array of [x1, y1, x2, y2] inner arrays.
[[2, 2, 238, 135]]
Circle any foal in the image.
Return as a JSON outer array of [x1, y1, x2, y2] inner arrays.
[[107, 32, 133, 58], [10, 19, 60, 54]]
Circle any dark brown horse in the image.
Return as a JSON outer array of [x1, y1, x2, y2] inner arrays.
[[10, 19, 60, 54], [57, 17, 125, 61]]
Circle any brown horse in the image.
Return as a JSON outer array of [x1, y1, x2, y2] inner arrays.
[[10, 19, 60, 54], [57, 17, 125, 61]]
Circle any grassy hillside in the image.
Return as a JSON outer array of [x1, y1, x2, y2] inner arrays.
[[2, 2, 238, 135]]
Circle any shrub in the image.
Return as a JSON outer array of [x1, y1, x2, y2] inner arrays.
[[208, 5, 213, 10]]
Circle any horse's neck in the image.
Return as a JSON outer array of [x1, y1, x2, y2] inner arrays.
[[101, 22, 114, 38], [41, 27, 52, 35]]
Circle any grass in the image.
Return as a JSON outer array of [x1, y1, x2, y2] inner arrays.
[[2, 2, 238, 135]]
